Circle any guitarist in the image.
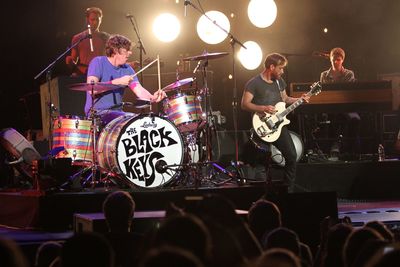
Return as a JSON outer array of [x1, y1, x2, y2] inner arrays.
[[241, 53, 309, 192], [66, 7, 110, 76]]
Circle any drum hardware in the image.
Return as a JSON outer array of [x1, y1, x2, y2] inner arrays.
[[182, 51, 232, 183], [67, 82, 124, 189]]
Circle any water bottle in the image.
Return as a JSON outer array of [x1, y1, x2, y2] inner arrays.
[[378, 144, 385, 161]]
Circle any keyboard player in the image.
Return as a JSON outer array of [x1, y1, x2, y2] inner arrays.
[[320, 47, 360, 159]]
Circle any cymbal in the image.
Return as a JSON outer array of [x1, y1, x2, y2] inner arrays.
[[69, 83, 123, 93], [182, 52, 229, 61], [162, 77, 195, 92]]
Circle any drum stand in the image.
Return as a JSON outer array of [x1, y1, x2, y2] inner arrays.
[[64, 84, 108, 190]]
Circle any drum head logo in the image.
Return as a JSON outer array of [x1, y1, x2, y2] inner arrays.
[[116, 116, 183, 188]]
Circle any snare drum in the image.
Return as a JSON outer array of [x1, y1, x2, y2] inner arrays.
[[162, 92, 204, 132], [97, 114, 184, 188], [52, 116, 93, 163]]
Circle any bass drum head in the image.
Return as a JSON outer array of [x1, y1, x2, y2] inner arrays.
[[271, 131, 304, 167], [115, 114, 184, 188]]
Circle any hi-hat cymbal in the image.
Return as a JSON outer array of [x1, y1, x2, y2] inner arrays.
[[69, 83, 123, 93], [182, 52, 229, 61], [162, 77, 195, 92]]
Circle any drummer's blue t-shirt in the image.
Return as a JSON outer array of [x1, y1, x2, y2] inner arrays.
[[84, 56, 139, 115]]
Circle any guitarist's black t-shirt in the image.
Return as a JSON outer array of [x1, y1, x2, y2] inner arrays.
[[245, 75, 287, 106]]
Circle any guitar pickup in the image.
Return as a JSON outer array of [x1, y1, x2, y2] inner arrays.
[[266, 119, 275, 129], [257, 126, 268, 137]]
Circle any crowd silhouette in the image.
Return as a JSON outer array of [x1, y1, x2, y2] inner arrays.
[[1, 191, 400, 267]]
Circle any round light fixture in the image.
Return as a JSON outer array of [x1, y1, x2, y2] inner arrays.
[[153, 13, 181, 43], [248, 0, 277, 28], [197, 10, 230, 44], [238, 41, 263, 70]]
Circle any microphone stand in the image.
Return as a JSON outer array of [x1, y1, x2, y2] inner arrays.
[[127, 15, 147, 84], [185, 1, 247, 183], [34, 34, 90, 151]]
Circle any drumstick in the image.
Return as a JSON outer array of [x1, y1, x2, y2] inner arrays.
[[130, 57, 159, 79], [157, 55, 161, 91]]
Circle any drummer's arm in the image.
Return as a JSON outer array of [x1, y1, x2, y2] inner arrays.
[[130, 82, 165, 103]]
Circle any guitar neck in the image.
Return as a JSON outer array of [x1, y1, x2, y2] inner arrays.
[[281, 98, 304, 117]]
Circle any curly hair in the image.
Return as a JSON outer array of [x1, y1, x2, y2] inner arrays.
[[105, 35, 132, 57]]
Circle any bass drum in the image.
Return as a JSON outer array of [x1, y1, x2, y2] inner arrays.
[[97, 114, 184, 188], [250, 129, 304, 167]]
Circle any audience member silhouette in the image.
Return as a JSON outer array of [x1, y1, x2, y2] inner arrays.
[[152, 213, 212, 265], [368, 246, 400, 267], [263, 227, 301, 256], [102, 190, 143, 267], [202, 218, 247, 267], [34, 241, 62, 267], [299, 242, 313, 267], [351, 239, 389, 267], [365, 221, 394, 242], [320, 223, 353, 267], [255, 248, 301, 267], [61, 232, 114, 267], [184, 193, 262, 260], [139, 245, 205, 267], [0, 237, 29, 267], [248, 199, 282, 244], [343, 227, 384, 267]]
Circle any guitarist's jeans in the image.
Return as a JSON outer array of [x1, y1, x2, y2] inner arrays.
[[273, 126, 297, 192]]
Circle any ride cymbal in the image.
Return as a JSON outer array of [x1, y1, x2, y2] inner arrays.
[[182, 52, 229, 61]]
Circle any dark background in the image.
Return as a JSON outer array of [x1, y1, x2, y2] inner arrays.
[[2, 0, 399, 135]]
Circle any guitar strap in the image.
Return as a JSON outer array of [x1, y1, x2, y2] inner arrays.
[[276, 79, 281, 91]]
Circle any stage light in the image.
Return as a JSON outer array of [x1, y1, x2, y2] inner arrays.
[[153, 13, 181, 43], [248, 0, 277, 28], [238, 41, 263, 70], [197, 10, 230, 45]]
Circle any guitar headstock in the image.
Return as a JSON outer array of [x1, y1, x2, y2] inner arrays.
[[309, 81, 322, 96]]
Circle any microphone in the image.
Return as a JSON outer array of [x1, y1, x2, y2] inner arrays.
[[312, 51, 329, 58], [193, 60, 202, 74], [126, 14, 134, 18], [155, 160, 168, 173], [87, 24, 94, 52], [184, 0, 190, 17]]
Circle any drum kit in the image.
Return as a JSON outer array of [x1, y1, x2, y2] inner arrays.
[[52, 51, 231, 189]]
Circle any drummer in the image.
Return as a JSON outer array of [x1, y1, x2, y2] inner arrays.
[[85, 34, 166, 124]]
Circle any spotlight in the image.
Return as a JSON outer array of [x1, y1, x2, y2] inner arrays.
[[197, 10, 230, 44], [248, 0, 277, 28], [153, 13, 181, 43], [238, 41, 263, 70]]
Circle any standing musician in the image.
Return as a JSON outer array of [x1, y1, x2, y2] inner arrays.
[[85, 34, 165, 124], [241, 53, 309, 192], [66, 7, 110, 76]]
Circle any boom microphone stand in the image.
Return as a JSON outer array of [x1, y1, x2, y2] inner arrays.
[[127, 14, 147, 83], [185, 0, 247, 183], [34, 34, 91, 150]]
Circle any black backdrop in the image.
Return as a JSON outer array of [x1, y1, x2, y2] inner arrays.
[[3, 0, 400, 135]]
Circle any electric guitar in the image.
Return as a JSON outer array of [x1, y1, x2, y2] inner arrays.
[[252, 81, 322, 143]]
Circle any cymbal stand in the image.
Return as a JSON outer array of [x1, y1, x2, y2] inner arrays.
[[201, 59, 213, 162]]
